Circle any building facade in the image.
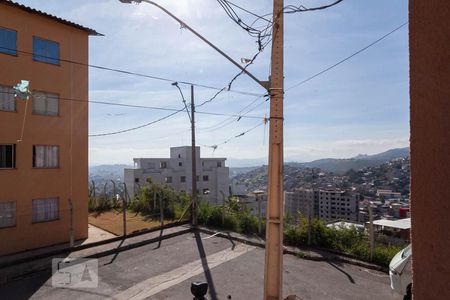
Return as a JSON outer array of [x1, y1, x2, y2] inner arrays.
[[284, 188, 359, 223], [318, 189, 359, 222], [0, 1, 99, 256], [124, 146, 230, 204], [284, 188, 316, 220]]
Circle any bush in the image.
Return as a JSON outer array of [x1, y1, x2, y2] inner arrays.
[[127, 183, 191, 221]]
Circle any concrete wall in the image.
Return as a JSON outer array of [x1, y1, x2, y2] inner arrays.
[[409, 1, 450, 299], [0, 4, 89, 255]]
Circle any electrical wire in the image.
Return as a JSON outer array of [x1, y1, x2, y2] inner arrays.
[[197, 94, 268, 131], [201, 121, 265, 150], [88, 109, 185, 137], [286, 21, 408, 91], [0, 46, 263, 97], [2, 91, 263, 120], [283, 0, 344, 14]]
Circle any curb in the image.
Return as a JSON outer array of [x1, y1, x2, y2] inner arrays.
[[196, 227, 388, 273]]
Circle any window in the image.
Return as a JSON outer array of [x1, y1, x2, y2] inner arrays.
[[33, 145, 59, 168], [178, 154, 181, 158], [217, 162, 222, 167], [0, 27, 17, 55], [32, 91, 58, 116], [0, 201, 16, 228], [32, 36, 59, 65], [178, 162, 182, 167], [0, 144, 15, 168], [160, 161, 167, 169], [165, 176, 172, 183], [196, 176, 199, 182], [0, 85, 15, 111], [32, 198, 58, 223], [203, 175, 209, 182], [135, 178, 139, 183], [180, 176, 186, 183], [203, 188, 210, 195]]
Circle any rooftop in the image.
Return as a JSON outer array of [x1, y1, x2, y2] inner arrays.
[[371, 218, 411, 230], [1, 0, 102, 36]]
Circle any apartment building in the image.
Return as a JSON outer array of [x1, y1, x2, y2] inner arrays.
[[318, 189, 359, 222], [284, 188, 317, 220], [124, 146, 230, 204], [284, 188, 359, 223], [0, 1, 99, 255]]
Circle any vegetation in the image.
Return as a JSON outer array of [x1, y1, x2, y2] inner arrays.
[[197, 200, 405, 267], [89, 178, 191, 221], [283, 214, 405, 266], [197, 197, 262, 234]]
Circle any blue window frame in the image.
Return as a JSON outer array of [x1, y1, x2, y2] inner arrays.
[[0, 27, 17, 55], [32, 36, 59, 65]]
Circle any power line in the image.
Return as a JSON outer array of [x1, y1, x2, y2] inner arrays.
[[0, 46, 263, 97], [201, 120, 265, 150], [286, 21, 408, 91], [197, 94, 268, 131], [89, 109, 184, 137], [283, 0, 344, 14], [3, 91, 263, 120], [223, 0, 273, 23]]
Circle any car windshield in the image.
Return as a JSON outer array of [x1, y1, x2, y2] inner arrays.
[[401, 244, 412, 259]]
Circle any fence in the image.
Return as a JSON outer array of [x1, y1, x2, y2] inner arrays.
[[88, 180, 192, 237]]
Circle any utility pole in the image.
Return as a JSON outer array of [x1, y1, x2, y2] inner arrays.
[[191, 85, 198, 226], [264, 0, 284, 299]]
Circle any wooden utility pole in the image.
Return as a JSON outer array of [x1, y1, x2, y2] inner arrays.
[[191, 85, 198, 226], [264, 0, 284, 299]]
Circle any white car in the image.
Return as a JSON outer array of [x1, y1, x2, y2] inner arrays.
[[389, 244, 412, 300]]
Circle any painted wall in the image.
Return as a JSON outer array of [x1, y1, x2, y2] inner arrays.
[[0, 3, 89, 255], [409, 1, 450, 299]]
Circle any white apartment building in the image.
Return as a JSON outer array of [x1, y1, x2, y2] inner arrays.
[[124, 146, 230, 205]]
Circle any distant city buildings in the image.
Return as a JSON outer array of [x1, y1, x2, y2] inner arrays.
[[124, 146, 230, 205], [0, 1, 99, 255]]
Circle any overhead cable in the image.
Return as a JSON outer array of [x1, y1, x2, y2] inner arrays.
[[286, 21, 408, 91], [0, 46, 263, 97]]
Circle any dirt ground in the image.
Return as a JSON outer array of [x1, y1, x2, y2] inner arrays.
[[88, 210, 181, 236]]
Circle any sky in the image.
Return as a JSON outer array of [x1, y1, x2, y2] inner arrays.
[[15, 0, 410, 166]]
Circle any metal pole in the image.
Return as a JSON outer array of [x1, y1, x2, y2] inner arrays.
[[258, 195, 262, 235], [308, 196, 312, 247], [123, 193, 127, 236], [160, 192, 164, 227], [68, 198, 74, 247], [191, 85, 198, 226], [264, 0, 284, 298], [369, 201, 374, 261]]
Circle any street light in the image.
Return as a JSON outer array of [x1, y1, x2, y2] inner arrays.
[[118, 0, 267, 89]]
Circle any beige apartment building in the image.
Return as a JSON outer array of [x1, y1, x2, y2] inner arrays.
[[0, 1, 99, 255]]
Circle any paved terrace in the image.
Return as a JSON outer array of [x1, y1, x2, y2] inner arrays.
[[0, 227, 402, 300]]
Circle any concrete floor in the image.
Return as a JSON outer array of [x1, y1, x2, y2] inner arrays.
[[0, 231, 402, 300]]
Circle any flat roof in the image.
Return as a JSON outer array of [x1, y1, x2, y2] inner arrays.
[[1, 0, 102, 36], [371, 218, 411, 230]]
